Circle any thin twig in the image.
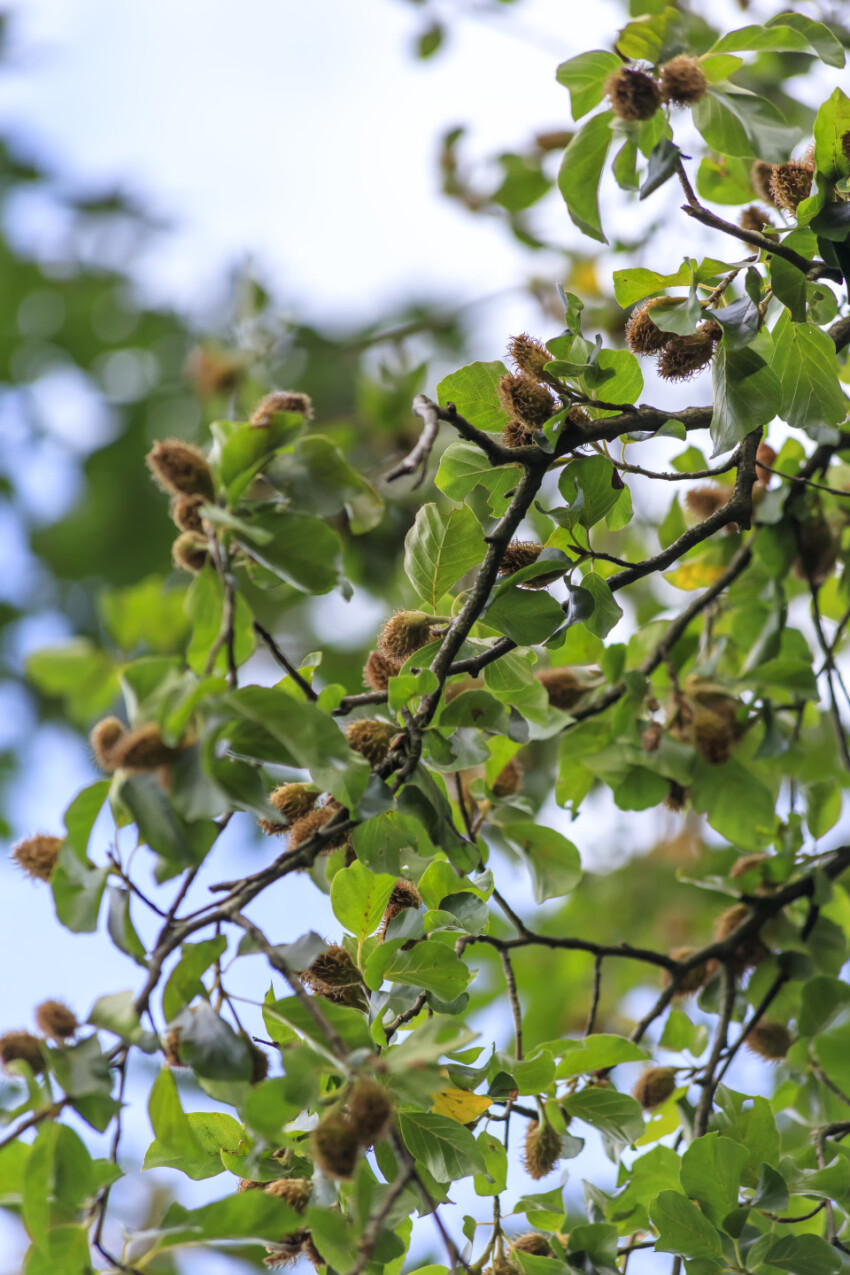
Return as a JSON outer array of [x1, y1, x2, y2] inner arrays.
[[253, 621, 319, 701]]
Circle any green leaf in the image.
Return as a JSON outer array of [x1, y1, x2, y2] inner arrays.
[[162, 936, 229, 1023], [435, 442, 521, 516], [557, 111, 614, 244], [168, 1002, 253, 1080], [711, 17, 843, 64], [185, 567, 255, 676], [564, 1089, 645, 1145], [640, 139, 681, 201], [118, 774, 218, 880], [690, 760, 775, 849], [63, 781, 109, 860], [436, 361, 508, 433], [814, 89, 850, 181], [560, 456, 624, 528], [404, 502, 486, 612], [51, 846, 108, 933], [771, 313, 847, 433], [474, 1130, 508, 1196], [397, 1111, 486, 1181], [680, 1133, 748, 1227], [144, 1108, 243, 1181], [263, 434, 383, 533], [503, 821, 582, 903], [484, 581, 566, 646], [581, 572, 623, 639], [155, 1190, 302, 1247], [555, 50, 620, 121], [210, 416, 304, 502], [556, 1035, 650, 1077], [26, 640, 118, 725], [764, 1235, 841, 1275], [696, 155, 754, 205], [693, 88, 800, 164], [106, 886, 147, 965], [710, 343, 780, 456], [651, 1190, 726, 1262], [381, 941, 472, 999], [231, 509, 343, 594], [330, 860, 396, 943], [613, 264, 692, 307], [100, 575, 190, 654]]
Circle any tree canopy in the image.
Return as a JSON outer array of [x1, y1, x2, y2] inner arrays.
[[6, 3, 850, 1275]]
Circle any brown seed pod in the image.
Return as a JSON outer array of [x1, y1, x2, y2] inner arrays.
[[264, 1177, 313, 1212], [146, 439, 215, 500], [794, 512, 838, 588], [251, 391, 314, 427], [534, 129, 573, 152], [485, 1260, 518, 1275], [714, 903, 769, 969], [379, 879, 422, 937], [664, 948, 708, 995], [751, 160, 778, 206], [162, 1029, 186, 1070], [522, 1118, 562, 1180], [745, 1021, 792, 1061], [511, 1233, 552, 1258], [348, 1079, 393, 1145], [499, 540, 543, 577], [632, 1066, 677, 1110], [641, 722, 663, 753], [502, 419, 536, 448], [89, 717, 126, 773], [730, 853, 770, 879], [625, 300, 671, 356], [172, 532, 209, 574], [109, 722, 184, 772], [237, 1177, 265, 1192], [346, 719, 396, 766], [0, 1031, 45, 1074], [311, 1112, 360, 1179], [605, 67, 662, 122], [769, 161, 814, 213], [492, 756, 524, 798], [11, 834, 63, 882], [567, 404, 590, 425], [170, 493, 207, 534], [660, 55, 708, 105], [378, 611, 436, 669], [685, 484, 729, 522], [363, 649, 394, 692], [185, 344, 246, 399], [287, 802, 348, 854], [739, 205, 775, 237], [270, 784, 321, 823], [302, 944, 368, 1009], [508, 333, 553, 381], [690, 707, 736, 766], [498, 372, 556, 430], [35, 1000, 78, 1040], [664, 781, 689, 812], [535, 667, 589, 712], [657, 326, 719, 381]]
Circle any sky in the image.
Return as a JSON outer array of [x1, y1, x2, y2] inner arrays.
[[0, 1, 841, 1271]]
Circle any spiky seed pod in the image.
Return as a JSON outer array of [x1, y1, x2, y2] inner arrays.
[[0, 1031, 45, 1074], [237, 1178, 265, 1192], [567, 404, 590, 424], [536, 667, 587, 712], [625, 300, 671, 356], [146, 439, 215, 500], [346, 719, 396, 766], [502, 419, 535, 448], [263, 1230, 322, 1270], [641, 722, 663, 753], [690, 708, 736, 765], [657, 326, 718, 381], [632, 1066, 677, 1110], [605, 67, 662, 121], [769, 162, 814, 213], [311, 1113, 360, 1179], [714, 903, 769, 969], [684, 484, 729, 522], [35, 1000, 78, 1040], [302, 945, 367, 1009], [730, 853, 769, 879], [287, 802, 348, 854], [664, 781, 688, 812], [379, 879, 422, 937], [264, 1177, 313, 1212], [511, 1234, 552, 1258], [508, 333, 553, 381], [751, 160, 778, 205], [109, 723, 183, 772], [172, 532, 209, 574], [794, 512, 838, 588], [499, 540, 543, 577], [660, 55, 707, 105], [664, 948, 708, 995], [363, 649, 394, 692], [492, 756, 524, 798], [251, 391, 314, 427], [12, 834, 62, 882], [89, 717, 126, 772], [270, 784, 320, 823], [378, 611, 436, 669], [185, 344, 246, 399], [171, 493, 206, 534], [348, 1080, 393, 1145], [701, 319, 723, 342], [739, 205, 775, 237], [745, 1021, 792, 1061], [523, 1119, 562, 1180], [498, 373, 556, 430], [248, 1040, 269, 1085]]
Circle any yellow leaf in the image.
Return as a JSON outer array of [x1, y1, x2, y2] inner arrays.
[[431, 1087, 492, 1123], [664, 562, 726, 591]]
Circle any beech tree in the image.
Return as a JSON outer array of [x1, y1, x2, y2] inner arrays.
[[7, 4, 850, 1275]]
